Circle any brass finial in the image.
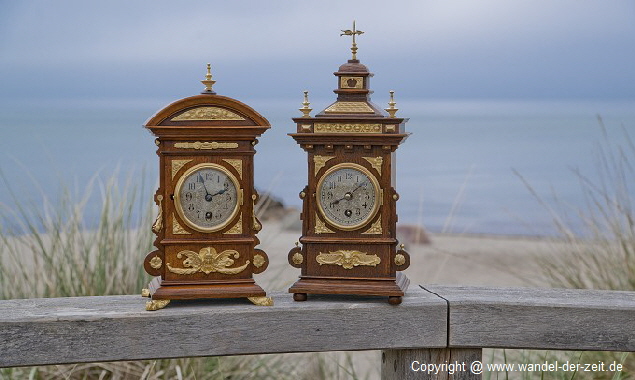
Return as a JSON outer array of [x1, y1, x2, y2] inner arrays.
[[201, 63, 216, 94], [299, 90, 312, 117], [340, 20, 364, 60], [385, 90, 398, 117]]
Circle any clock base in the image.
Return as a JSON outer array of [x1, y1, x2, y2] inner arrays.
[[145, 277, 269, 309], [288, 272, 409, 304]]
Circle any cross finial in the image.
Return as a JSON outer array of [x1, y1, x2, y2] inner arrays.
[[201, 63, 216, 94], [340, 20, 364, 60]]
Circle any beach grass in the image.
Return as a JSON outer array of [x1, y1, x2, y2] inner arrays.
[[0, 170, 372, 379], [515, 119, 635, 379]]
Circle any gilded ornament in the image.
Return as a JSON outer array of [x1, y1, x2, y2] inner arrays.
[[247, 297, 274, 306], [316, 250, 381, 269], [314, 123, 382, 134], [313, 155, 335, 174], [361, 217, 382, 235], [385, 90, 398, 118], [174, 141, 239, 150], [324, 101, 374, 114], [141, 288, 151, 298], [222, 159, 243, 179], [223, 214, 243, 234], [300, 124, 312, 132], [340, 21, 364, 60], [251, 194, 261, 232], [201, 63, 216, 93], [340, 76, 363, 89], [362, 156, 383, 174], [385, 125, 397, 132], [167, 247, 250, 275], [152, 195, 164, 234], [395, 253, 406, 266], [149, 255, 163, 269], [171, 107, 245, 121], [253, 254, 266, 268], [292, 252, 304, 265], [172, 215, 190, 235], [146, 299, 170, 311], [299, 90, 312, 117], [171, 159, 193, 179], [314, 216, 335, 234]]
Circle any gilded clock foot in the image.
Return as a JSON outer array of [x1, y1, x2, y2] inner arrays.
[[146, 299, 170, 311], [247, 296, 273, 306], [388, 296, 402, 305], [293, 293, 308, 302], [141, 288, 151, 298]]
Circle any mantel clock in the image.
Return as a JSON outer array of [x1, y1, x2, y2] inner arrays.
[[288, 23, 411, 304], [142, 65, 271, 310]]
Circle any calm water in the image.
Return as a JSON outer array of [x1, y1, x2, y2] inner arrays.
[[1, 98, 633, 236]]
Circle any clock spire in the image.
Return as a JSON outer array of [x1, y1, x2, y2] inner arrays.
[[340, 21, 364, 61], [201, 63, 217, 94]]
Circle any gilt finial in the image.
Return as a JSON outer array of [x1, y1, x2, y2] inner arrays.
[[201, 63, 216, 94], [340, 21, 364, 61], [385, 90, 398, 117], [299, 90, 312, 117]]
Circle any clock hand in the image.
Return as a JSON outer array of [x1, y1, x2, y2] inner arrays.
[[210, 188, 227, 197], [350, 181, 367, 194], [330, 181, 368, 206], [199, 174, 213, 202]]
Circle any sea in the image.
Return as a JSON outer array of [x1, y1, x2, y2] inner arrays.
[[1, 98, 634, 236]]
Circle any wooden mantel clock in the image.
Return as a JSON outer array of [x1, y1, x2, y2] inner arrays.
[[141, 64, 272, 310], [287, 23, 411, 305]]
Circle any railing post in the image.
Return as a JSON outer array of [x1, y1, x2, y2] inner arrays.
[[381, 348, 482, 379]]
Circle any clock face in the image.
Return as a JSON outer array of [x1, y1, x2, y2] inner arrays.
[[317, 163, 380, 230], [174, 163, 241, 232]]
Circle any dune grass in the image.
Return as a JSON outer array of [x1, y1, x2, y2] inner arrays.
[[513, 119, 635, 379], [0, 170, 370, 379]]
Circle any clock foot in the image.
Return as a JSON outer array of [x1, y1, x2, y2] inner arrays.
[[247, 296, 274, 306], [293, 293, 308, 302], [141, 288, 151, 298], [388, 296, 402, 305], [145, 299, 170, 311]]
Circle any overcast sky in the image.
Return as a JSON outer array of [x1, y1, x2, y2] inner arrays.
[[1, 1, 634, 105]]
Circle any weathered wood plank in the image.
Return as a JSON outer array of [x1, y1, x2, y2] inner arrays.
[[0, 287, 447, 368], [381, 348, 482, 379], [425, 285, 635, 352]]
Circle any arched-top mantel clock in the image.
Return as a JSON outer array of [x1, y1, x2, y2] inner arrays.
[[142, 65, 271, 310], [288, 23, 411, 305]]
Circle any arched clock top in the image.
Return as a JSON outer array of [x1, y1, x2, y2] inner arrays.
[[144, 94, 270, 128]]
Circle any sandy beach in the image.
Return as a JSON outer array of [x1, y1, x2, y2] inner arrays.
[[256, 212, 561, 291]]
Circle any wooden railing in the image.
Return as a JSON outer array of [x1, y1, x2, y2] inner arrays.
[[1, 286, 634, 379]]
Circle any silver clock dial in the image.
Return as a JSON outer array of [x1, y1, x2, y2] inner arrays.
[[317, 164, 380, 230], [175, 164, 240, 232]]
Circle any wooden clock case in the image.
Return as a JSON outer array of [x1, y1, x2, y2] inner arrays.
[[142, 89, 271, 309], [288, 58, 411, 304]]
